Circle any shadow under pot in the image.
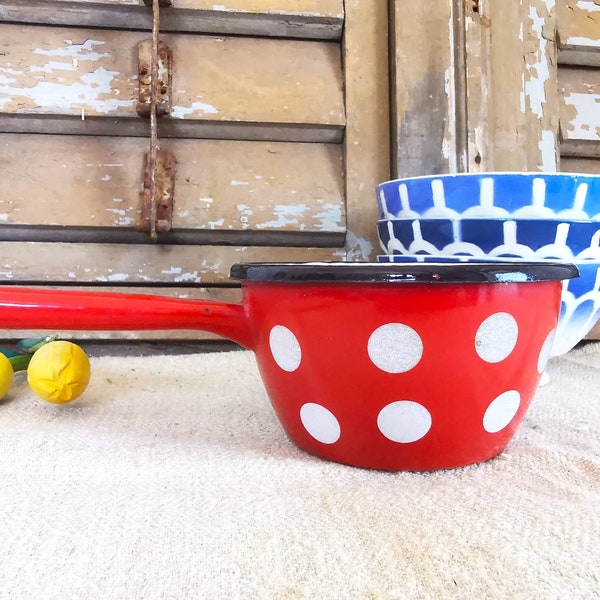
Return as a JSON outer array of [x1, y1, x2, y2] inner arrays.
[[0, 261, 578, 471]]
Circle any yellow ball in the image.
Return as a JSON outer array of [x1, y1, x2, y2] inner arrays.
[[0, 353, 14, 401], [27, 341, 90, 404]]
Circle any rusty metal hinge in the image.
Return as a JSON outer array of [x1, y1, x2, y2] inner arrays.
[[136, 39, 173, 118], [137, 0, 175, 240], [140, 149, 176, 233]]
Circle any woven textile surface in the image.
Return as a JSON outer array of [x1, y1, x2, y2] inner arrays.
[[1, 343, 599, 599]]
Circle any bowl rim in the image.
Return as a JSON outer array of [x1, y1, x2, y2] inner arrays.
[[376, 171, 600, 189], [230, 261, 579, 284]]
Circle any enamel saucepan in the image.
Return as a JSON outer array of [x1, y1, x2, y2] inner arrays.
[[0, 261, 578, 471]]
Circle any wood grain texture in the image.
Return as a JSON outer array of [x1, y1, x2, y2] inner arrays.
[[0, 134, 345, 240], [389, 1, 455, 177], [342, 0, 390, 260], [0, 24, 344, 130], [559, 67, 600, 158], [0, 242, 340, 285], [0, 0, 343, 39], [558, 0, 600, 66], [480, 0, 559, 171]]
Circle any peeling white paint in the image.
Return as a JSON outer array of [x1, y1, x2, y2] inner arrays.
[[162, 266, 183, 275], [524, 4, 553, 118], [199, 197, 214, 204], [231, 180, 249, 186], [208, 218, 225, 229], [236, 204, 253, 227], [539, 129, 557, 170], [0, 214, 8, 222], [563, 92, 600, 140], [576, 0, 600, 10], [30, 61, 77, 74], [315, 203, 344, 232], [33, 39, 110, 62], [101, 175, 111, 181], [96, 273, 129, 282], [443, 67, 456, 167], [566, 36, 600, 47], [106, 208, 126, 216], [170, 101, 219, 118], [257, 204, 307, 229], [174, 271, 201, 283], [345, 230, 373, 262], [0, 66, 134, 114]]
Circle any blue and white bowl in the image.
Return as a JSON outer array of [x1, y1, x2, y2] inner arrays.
[[377, 218, 600, 261], [377, 173, 600, 220], [376, 255, 600, 357]]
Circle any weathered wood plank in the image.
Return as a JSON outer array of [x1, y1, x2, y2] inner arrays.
[[389, 2, 456, 177], [0, 242, 341, 285], [559, 67, 600, 156], [484, 0, 559, 171], [0, 0, 344, 39], [0, 115, 343, 143], [0, 24, 345, 130], [342, 0, 390, 260], [558, 0, 600, 66], [561, 156, 600, 172], [0, 134, 345, 242]]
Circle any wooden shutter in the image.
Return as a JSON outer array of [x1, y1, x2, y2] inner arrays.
[[0, 1, 390, 340]]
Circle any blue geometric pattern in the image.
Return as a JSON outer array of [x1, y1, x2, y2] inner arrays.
[[377, 173, 600, 220]]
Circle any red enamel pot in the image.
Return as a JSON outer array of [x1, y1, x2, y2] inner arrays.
[[0, 261, 577, 471]]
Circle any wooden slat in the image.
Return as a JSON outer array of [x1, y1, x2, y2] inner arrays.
[[559, 67, 600, 157], [0, 0, 344, 40], [343, 0, 390, 259], [0, 242, 341, 285], [558, 0, 600, 66], [0, 24, 344, 137], [561, 156, 600, 173], [0, 134, 345, 244], [389, 2, 457, 177], [467, 0, 558, 171]]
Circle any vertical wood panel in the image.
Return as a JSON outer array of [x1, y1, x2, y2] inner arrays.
[[389, 1, 456, 178], [465, 0, 559, 172], [343, 0, 390, 260]]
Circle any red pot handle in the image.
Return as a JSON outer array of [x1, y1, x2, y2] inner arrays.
[[0, 287, 255, 349]]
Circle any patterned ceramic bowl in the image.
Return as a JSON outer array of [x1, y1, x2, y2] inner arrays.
[[377, 255, 600, 357], [377, 173, 600, 220], [377, 218, 600, 261]]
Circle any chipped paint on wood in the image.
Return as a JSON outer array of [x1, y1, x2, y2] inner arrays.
[[524, 1, 555, 119], [559, 0, 600, 46], [562, 91, 600, 140], [0, 134, 345, 234], [560, 67, 600, 145], [51, 0, 344, 17], [0, 24, 344, 126]]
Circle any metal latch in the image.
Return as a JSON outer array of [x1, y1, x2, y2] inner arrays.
[[140, 149, 176, 234], [136, 39, 173, 118], [137, 0, 176, 240]]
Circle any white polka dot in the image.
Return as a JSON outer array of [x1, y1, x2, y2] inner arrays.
[[269, 325, 301, 372], [367, 323, 423, 373], [377, 401, 432, 443], [475, 312, 519, 363], [483, 390, 521, 433], [300, 403, 341, 444], [537, 329, 556, 374]]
